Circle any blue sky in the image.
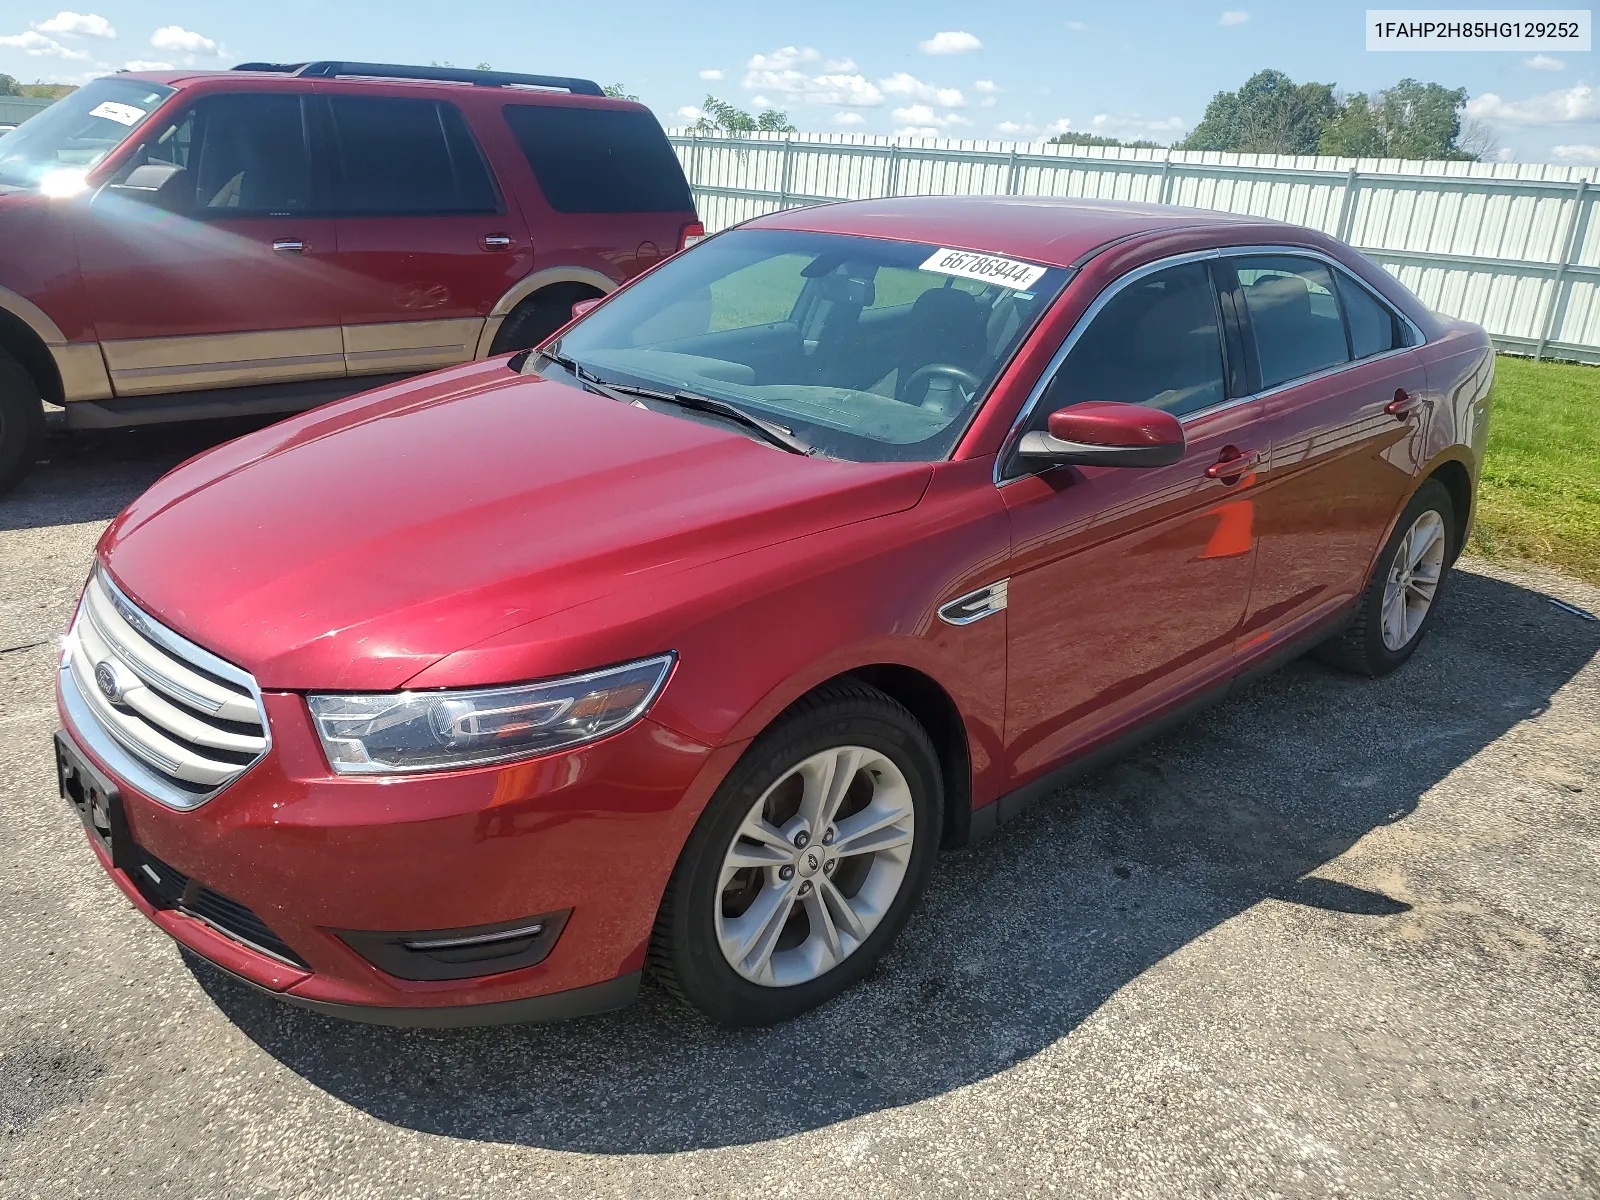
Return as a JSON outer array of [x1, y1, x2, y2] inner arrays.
[[3, 1, 1597, 161]]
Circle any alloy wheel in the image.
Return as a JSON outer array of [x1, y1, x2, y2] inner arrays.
[[1380, 509, 1447, 651], [714, 745, 916, 987]]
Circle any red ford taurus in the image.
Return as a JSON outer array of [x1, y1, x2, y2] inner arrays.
[[55, 196, 1494, 1027]]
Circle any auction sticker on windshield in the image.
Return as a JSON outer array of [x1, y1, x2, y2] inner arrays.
[[88, 101, 146, 126], [920, 248, 1048, 290]]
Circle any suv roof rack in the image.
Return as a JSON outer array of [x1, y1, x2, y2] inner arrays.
[[230, 61, 605, 96]]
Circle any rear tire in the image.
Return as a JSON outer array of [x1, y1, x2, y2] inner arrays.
[[0, 350, 45, 498], [488, 284, 602, 356], [649, 680, 943, 1026], [1315, 478, 1457, 677]]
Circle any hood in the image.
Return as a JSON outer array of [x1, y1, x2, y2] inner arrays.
[[101, 362, 932, 690]]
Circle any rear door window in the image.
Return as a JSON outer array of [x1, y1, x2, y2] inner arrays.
[[328, 95, 499, 215], [1234, 255, 1351, 389], [502, 104, 693, 213]]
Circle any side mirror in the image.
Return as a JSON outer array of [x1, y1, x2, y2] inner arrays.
[[1018, 401, 1186, 468], [571, 298, 602, 320]]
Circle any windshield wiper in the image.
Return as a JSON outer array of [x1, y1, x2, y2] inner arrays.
[[535, 350, 813, 456]]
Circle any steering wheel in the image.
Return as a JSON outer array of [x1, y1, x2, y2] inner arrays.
[[901, 363, 983, 408]]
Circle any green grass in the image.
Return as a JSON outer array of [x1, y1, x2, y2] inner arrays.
[[1469, 354, 1600, 584]]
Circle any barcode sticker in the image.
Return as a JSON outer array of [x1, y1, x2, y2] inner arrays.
[[88, 101, 145, 126], [920, 247, 1048, 290]]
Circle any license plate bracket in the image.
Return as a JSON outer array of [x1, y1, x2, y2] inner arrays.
[[55, 731, 132, 869]]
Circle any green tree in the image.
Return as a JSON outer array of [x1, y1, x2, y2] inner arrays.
[[1318, 79, 1481, 160], [0, 74, 20, 97], [1182, 69, 1338, 154], [1048, 130, 1162, 150], [690, 94, 796, 134], [602, 83, 639, 101]]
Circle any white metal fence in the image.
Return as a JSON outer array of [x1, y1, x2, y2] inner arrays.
[[668, 130, 1600, 365]]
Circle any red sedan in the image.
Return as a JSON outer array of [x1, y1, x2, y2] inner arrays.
[[54, 197, 1494, 1027]]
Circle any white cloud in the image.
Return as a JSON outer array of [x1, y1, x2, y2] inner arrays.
[[895, 126, 941, 137], [751, 95, 771, 107], [919, 30, 982, 55], [0, 30, 87, 58], [1065, 20, 1090, 31], [1552, 143, 1600, 161], [892, 104, 972, 128], [1087, 111, 1187, 136], [831, 111, 865, 126], [747, 46, 818, 71], [150, 25, 219, 56], [34, 11, 115, 38], [698, 68, 723, 81], [1219, 10, 1250, 26], [742, 46, 885, 107], [1467, 83, 1600, 125], [1045, 118, 1073, 135], [880, 72, 964, 107], [123, 59, 173, 71], [974, 79, 997, 93], [996, 120, 1035, 134], [676, 105, 703, 120], [1525, 54, 1564, 71]]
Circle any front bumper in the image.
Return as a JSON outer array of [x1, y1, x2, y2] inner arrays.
[[58, 686, 739, 1022]]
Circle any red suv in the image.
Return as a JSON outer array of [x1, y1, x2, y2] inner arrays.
[[55, 197, 1493, 1027], [0, 61, 700, 492]]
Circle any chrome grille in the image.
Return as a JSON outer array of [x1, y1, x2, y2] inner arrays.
[[61, 570, 269, 811]]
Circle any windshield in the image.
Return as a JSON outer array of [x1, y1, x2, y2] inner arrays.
[[531, 228, 1070, 462], [0, 77, 174, 191]]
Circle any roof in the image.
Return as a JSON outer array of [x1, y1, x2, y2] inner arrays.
[[749, 196, 1282, 269]]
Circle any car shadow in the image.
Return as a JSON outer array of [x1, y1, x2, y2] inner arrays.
[[0, 418, 281, 533], [189, 566, 1597, 1155]]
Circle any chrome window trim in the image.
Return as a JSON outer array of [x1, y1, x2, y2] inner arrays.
[[993, 243, 1426, 486], [59, 569, 272, 812]]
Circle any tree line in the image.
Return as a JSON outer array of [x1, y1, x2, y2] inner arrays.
[[1052, 69, 1494, 160]]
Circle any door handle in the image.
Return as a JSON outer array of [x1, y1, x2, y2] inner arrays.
[[271, 239, 306, 254], [480, 234, 513, 251], [1385, 388, 1422, 419], [1205, 448, 1260, 481]]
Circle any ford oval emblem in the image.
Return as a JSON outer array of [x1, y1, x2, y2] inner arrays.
[[94, 660, 124, 704]]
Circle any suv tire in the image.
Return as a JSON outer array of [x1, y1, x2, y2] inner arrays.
[[0, 350, 45, 498], [489, 285, 601, 356]]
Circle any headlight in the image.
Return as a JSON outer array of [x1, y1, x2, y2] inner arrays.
[[307, 653, 675, 775]]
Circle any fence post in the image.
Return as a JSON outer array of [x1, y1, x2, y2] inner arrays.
[[1536, 177, 1588, 361], [1335, 167, 1360, 241], [1006, 148, 1020, 196], [1158, 152, 1174, 204], [778, 136, 795, 210], [886, 144, 901, 197]]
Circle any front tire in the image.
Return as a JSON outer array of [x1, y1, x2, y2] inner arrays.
[[649, 681, 943, 1026], [1316, 478, 1457, 677], [0, 350, 45, 498]]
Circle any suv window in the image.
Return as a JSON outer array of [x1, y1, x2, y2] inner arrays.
[[1035, 260, 1226, 422], [182, 93, 314, 215], [502, 104, 693, 214], [1234, 255, 1350, 389], [1337, 271, 1404, 359], [328, 96, 498, 215]]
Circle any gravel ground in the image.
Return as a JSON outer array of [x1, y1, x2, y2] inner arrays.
[[1, 425, 1597, 1199]]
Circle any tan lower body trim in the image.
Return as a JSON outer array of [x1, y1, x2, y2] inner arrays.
[[101, 328, 346, 396], [52, 342, 113, 403], [343, 318, 483, 376]]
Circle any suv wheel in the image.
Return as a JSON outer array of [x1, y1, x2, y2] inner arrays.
[[489, 285, 601, 356], [0, 350, 45, 497], [649, 681, 943, 1026]]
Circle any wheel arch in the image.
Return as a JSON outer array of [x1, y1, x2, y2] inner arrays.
[[475, 267, 617, 358], [0, 298, 64, 407], [1424, 456, 1474, 562]]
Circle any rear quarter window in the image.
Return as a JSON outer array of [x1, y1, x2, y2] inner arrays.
[[502, 104, 693, 214]]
